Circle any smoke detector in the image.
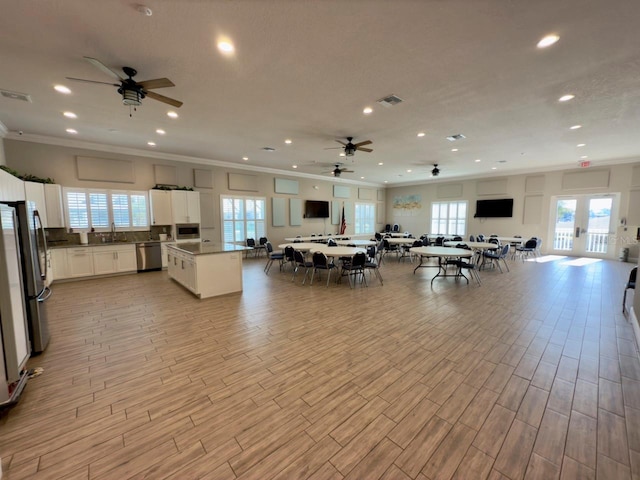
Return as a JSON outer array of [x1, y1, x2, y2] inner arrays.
[[1, 89, 32, 102]]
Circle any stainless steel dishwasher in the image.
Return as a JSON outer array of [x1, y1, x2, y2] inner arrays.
[[136, 241, 162, 272]]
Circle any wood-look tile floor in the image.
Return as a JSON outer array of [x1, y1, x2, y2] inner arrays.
[[1, 254, 638, 480]]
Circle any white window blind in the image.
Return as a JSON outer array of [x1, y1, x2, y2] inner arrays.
[[431, 201, 467, 236], [221, 195, 265, 244], [63, 188, 149, 231], [355, 203, 375, 235]]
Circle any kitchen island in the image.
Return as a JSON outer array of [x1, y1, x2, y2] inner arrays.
[[166, 243, 248, 298]]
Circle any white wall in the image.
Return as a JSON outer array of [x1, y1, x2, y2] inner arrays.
[[4, 139, 386, 246], [385, 163, 640, 261], [0, 137, 6, 166]]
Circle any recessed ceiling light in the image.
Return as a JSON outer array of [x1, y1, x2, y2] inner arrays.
[[451, 148, 458, 152], [242, 156, 249, 161], [65, 128, 77, 134], [378, 162, 384, 166], [491, 167, 497, 170], [63, 111, 77, 119], [54, 85, 71, 94], [167, 111, 178, 119], [217, 41, 235, 54], [292, 165, 298, 169], [406, 169, 412, 173], [360, 177, 365, 179], [284, 139, 292, 144], [577, 143, 586, 147], [570, 125, 582, 130], [147, 141, 156, 146], [339, 153, 346, 157], [417, 132, 425, 137], [262, 147, 276, 152], [475, 159, 481, 163], [156, 129, 166, 135], [384, 181, 388, 184], [363, 107, 373, 115], [580, 155, 588, 159], [559, 94, 575, 102], [537, 34, 560, 48]]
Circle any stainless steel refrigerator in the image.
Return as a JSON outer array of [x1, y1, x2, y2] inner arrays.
[[3, 201, 51, 353], [0, 203, 31, 407]]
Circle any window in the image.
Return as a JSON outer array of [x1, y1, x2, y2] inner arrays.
[[354, 203, 376, 235], [63, 188, 149, 231], [221, 195, 265, 244], [431, 201, 467, 236]]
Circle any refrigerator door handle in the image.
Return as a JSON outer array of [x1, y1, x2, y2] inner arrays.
[[33, 210, 48, 281], [36, 285, 52, 302]]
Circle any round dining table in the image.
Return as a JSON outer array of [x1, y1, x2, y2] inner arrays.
[[409, 246, 474, 284], [336, 239, 376, 246], [277, 242, 323, 252], [315, 245, 366, 257], [443, 241, 498, 250]]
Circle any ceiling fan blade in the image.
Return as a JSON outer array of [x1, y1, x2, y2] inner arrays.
[[356, 147, 373, 153], [342, 169, 354, 173], [354, 140, 372, 147], [146, 90, 183, 108], [335, 140, 347, 146], [323, 147, 342, 150], [66, 77, 120, 87], [84, 56, 124, 80], [138, 78, 175, 90]]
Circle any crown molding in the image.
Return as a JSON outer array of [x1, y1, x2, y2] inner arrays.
[[5, 132, 384, 188]]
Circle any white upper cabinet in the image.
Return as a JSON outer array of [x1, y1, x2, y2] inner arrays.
[[149, 190, 173, 225], [24, 181, 48, 227], [43, 184, 65, 228], [0, 168, 26, 201], [171, 190, 200, 224]]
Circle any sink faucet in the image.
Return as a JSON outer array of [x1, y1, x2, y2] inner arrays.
[[111, 222, 116, 242]]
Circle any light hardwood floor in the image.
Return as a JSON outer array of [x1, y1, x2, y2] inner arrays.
[[1, 253, 638, 479]]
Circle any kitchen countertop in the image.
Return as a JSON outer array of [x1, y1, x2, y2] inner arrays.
[[48, 240, 175, 249], [167, 242, 250, 256]]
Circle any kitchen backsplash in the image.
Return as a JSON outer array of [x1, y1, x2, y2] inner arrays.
[[45, 226, 173, 246]]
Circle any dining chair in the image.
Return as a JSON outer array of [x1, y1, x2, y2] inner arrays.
[[284, 245, 295, 270], [245, 238, 256, 258], [515, 238, 537, 261], [255, 236, 268, 257], [448, 243, 481, 285], [292, 249, 313, 284], [263, 242, 284, 274], [364, 245, 384, 285], [340, 252, 367, 288], [482, 244, 510, 272], [310, 251, 336, 287], [623, 266, 637, 314], [469, 235, 475, 242]]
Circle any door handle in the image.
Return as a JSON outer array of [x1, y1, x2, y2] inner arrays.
[[575, 227, 580, 238]]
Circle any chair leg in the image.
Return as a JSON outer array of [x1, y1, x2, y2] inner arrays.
[[326, 269, 332, 287], [264, 258, 272, 273], [310, 268, 316, 285], [623, 289, 628, 314], [502, 257, 510, 272]]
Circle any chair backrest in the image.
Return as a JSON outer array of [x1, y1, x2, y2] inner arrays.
[[453, 236, 463, 241], [352, 252, 367, 267], [293, 239, 302, 243], [392, 224, 400, 232], [629, 267, 638, 285], [525, 238, 537, 248], [327, 238, 337, 246], [535, 238, 543, 249], [366, 245, 377, 261], [500, 244, 510, 257], [490, 234, 498, 237], [284, 246, 295, 261], [422, 238, 430, 246], [266, 242, 274, 254], [385, 224, 391, 232], [435, 236, 445, 246], [347, 243, 356, 247], [312, 251, 329, 268], [469, 235, 475, 242], [259, 237, 268, 245], [375, 232, 382, 241], [293, 250, 306, 265], [412, 240, 423, 248], [477, 234, 485, 241], [247, 238, 256, 247], [488, 238, 500, 245]]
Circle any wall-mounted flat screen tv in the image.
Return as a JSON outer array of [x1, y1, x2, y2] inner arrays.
[[474, 199, 513, 218], [305, 200, 330, 218]]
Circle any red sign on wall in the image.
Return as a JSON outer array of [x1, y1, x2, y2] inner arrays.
[[580, 161, 591, 168]]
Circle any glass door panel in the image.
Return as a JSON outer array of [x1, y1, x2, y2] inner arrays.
[[553, 199, 576, 251], [585, 197, 612, 254]]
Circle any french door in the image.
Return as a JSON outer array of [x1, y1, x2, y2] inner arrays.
[[551, 194, 617, 257]]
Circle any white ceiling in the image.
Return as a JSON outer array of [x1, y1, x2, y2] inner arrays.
[[2, 0, 640, 186]]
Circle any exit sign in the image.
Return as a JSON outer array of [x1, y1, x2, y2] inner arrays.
[[580, 161, 591, 168]]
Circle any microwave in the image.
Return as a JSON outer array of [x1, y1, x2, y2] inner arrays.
[[175, 223, 200, 240]]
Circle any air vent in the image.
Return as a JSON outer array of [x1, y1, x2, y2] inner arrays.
[[446, 134, 466, 142], [1, 89, 32, 102], [262, 147, 276, 152], [377, 94, 403, 107]]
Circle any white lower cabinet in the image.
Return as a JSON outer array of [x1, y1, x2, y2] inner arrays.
[[161, 242, 176, 269], [51, 244, 137, 280]]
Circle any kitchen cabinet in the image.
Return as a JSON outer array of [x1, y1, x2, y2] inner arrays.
[[171, 191, 200, 224], [92, 245, 137, 275], [66, 248, 95, 278], [0, 168, 26, 201], [44, 184, 65, 228], [24, 182, 48, 227], [161, 242, 176, 268], [149, 190, 172, 226], [50, 249, 67, 280], [167, 244, 244, 298]]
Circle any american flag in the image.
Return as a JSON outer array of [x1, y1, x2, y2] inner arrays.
[[339, 206, 346, 234]]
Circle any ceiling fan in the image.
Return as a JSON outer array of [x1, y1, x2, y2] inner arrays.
[[431, 164, 440, 176], [66, 56, 183, 110], [322, 163, 354, 177], [326, 137, 373, 156]]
